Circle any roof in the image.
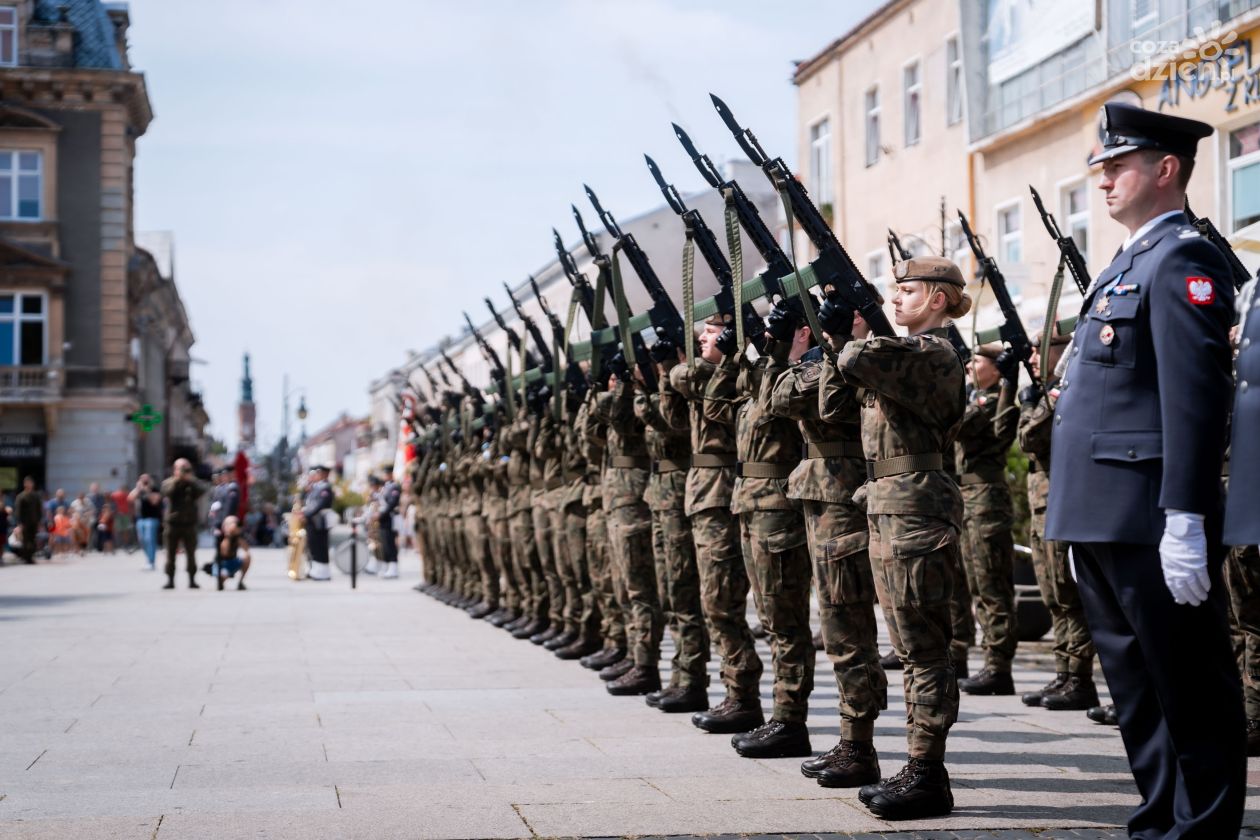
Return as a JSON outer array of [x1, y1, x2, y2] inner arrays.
[[33, 0, 123, 70], [792, 0, 905, 85], [136, 231, 174, 279]]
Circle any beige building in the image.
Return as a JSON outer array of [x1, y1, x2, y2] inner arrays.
[[795, 0, 1260, 339]]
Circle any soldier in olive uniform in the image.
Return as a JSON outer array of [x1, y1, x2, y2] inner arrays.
[[483, 418, 522, 627], [954, 344, 1020, 695], [1017, 329, 1098, 710], [459, 434, 496, 614], [526, 397, 565, 643], [578, 383, 628, 669], [538, 399, 581, 651], [161, 458, 207, 590], [768, 300, 885, 788], [638, 339, 709, 712], [504, 412, 547, 637], [830, 256, 970, 820], [555, 387, 603, 660]]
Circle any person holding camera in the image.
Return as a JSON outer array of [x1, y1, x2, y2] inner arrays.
[[129, 474, 163, 571]]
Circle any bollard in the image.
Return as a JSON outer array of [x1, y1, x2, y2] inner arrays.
[[350, 520, 358, 590]]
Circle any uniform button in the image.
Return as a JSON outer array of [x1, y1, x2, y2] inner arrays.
[[1243, 381, 1250, 393], [1073, 346, 1080, 355], [1244, 337, 1252, 349], [1055, 415, 1062, 425], [1127, 448, 1137, 459]]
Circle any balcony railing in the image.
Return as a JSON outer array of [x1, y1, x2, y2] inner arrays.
[[0, 366, 63, 402]]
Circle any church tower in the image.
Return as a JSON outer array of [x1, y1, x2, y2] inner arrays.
[[237, 353, 256, 448]]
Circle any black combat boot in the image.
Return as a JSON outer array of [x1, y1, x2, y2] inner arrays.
[[1086, 703, 1118, 725], [812, 740, 881, 788], [1248, 719, 1260, 757], [188, 573, 200, 590], [1041, 675, 1100, 711], [512, 619, 547, 640], [487, 608, 514, 627], [692, 695, 764, 734], [861, 757, 953, 820], [582, 646, 626, 670], [467, 602, 496, 620], [645, 686, 676, 708], [658, 684, 709, 714], [731, 719, 811, 759], [162, 575, 175, 590], [959, 666, 1014, 695], [544, 630, 578, 651], [555, 635, 601, 661], [1022, 672, 1068, 707], [879, 650, 902, 670], [529, 625, 562, 646], [598, 658, 636, 682], [606, 665, 661, 696]]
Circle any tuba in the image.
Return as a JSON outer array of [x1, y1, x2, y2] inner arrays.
[[287, 500, 308, 580]]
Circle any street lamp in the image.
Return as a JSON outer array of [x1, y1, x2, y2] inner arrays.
[[297, 395, 308, 442]]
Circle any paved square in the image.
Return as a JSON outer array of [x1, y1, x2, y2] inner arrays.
[[1, 548, 1257, 839]]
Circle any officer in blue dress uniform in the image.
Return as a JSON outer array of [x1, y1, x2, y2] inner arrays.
[[1046, 102, 1244, 839]]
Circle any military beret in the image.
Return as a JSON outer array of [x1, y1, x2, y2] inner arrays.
[[973, 341, 1005, 360], [893, 256, 966, 287], [1088, 102, 1212, 166]]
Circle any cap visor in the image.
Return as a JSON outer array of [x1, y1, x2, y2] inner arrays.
[[1087, 143, 1142, 166]]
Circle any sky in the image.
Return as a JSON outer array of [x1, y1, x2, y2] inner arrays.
[[126, 0, 884, 449]]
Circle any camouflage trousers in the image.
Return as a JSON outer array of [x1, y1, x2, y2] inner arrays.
[[868, 512, 961, 761], [1226, 544, 1260, 721], [509, 508, 545, 621], [563, 499, 600, 640], [802, 500, 887, 741], [960, 482, 1018, 672], [652, 507, 710, 689], [611, 500, 663, 667], [692, 506, 762, 699], [531, 498, 564, 627], [586, 503, 625, 648], [487, 514, 518, 613], [1030, 505, 1094, 676], [545, 488, 578, 633], [741, 508, 814, 724], [463, 512, 499, 608], [946, 547, 974, 663]]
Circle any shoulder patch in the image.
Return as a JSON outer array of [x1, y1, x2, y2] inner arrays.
[[797, 361, 822, 387], [1187, 276, 1216, 306]]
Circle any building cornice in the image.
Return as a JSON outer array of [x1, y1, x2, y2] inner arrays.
[[793, 0, 909, 86], [0, 66, 152, 134]]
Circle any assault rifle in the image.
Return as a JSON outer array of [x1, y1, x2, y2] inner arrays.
[[529, 272, 588, 403], [463, 311, 506, 383], [573, 203, 658, 392], [553, 227, 600, 326], [887, 229, 971, 363], [1029, 187, 1091, 296], [672, 122, 794, 301], [645, 153, 756, 330], [484, 297, 537, 370], [584, 184, 687, 352], [505, 281, 554, 372], [1184, 199, 1252, 291], [438, 348, 484, 408], [958, 211, 1038, 385], [709, 94, 894, 337]]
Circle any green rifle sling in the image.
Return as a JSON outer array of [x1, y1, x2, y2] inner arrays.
[[774, 184, 826, 348], [682, 231, 696, 372]]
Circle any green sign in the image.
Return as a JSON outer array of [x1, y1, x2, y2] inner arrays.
[[129, 404, 163, 432]]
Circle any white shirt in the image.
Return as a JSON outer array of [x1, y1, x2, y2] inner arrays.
[[1122, 209, 1182, 252]]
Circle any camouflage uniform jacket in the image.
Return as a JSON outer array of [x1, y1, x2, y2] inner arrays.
[[526, 413, 546, 490], [769, 342, 865, 508], [597, 380, 649, 512], [503, 417, 533, 515], [534, 412, 565, 491], [953, 382, 1017, 483], [575, 393, 606, 511], [636, 375, 690, 512], [1018, 388, 1059, 512], [667, 358, 739, 516], [457, 443, 482, 518], [733, 351, 802, 515], [833, 327, 965, 520], [480, 433, 510, 522]]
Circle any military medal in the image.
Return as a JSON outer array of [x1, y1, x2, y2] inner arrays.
[[1096, 297, 1109, 314], [1099, 324, 1115, 345]]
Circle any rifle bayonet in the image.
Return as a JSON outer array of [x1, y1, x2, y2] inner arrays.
[[672, 122, 723, 188]]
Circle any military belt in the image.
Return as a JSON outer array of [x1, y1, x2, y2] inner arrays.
[[653, 457, 691, 474], [803, 440, 865, 460], [958, 470, 1004, 486], [737, 461, 797, 479], [544, 478, 564, 491], [691, 452, 737, 468], [609, 455, 650, 470], [866, 453, 944, 480]]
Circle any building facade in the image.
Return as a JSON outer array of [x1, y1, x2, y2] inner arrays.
[[0, 1, 204, 492], [794, 0, 1260, 341]]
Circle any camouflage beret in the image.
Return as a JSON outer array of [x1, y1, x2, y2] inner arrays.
[[893, 256, 965, 287], [973, 341, 1005, 360]]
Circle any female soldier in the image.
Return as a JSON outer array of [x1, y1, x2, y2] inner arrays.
[[821, 255, 969, 820]]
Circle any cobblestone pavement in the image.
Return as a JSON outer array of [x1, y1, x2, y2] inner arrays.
[[0, 548, 1257, 839]]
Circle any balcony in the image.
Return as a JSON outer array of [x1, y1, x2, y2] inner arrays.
[[0, 366, 63, 402]]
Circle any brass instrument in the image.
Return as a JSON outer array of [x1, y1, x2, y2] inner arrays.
[[287, 500, 307, 580]]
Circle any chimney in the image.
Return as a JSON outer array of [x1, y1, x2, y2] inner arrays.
[[103, 2, 130, 69]]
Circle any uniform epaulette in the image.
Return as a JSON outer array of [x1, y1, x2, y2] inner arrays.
[[1177, 226, 1200, 239]]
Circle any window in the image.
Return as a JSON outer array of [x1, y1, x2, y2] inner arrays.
[[945, 221, 970, 268], [0, 7, 16, 68], [946, 36, 963, 126], [903, 60, 922, 147], [1229, 122, 1260, 233], [0, 293, 45, 366], [0, 151, 41, 220], [1131, 0, 1157, 32], [867, 250, 889, 284], [997, 201, 1022, 265], [1060, 180, 1089, 264], [808, 118, 833, 205], [864, 87, 881, 167]]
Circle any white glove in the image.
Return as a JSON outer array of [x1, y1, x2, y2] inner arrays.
[[1159, 510, 1210, 606]]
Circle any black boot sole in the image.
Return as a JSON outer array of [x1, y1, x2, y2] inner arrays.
[[734, 739, 812, 759], [816, 768, 881, 789], [865, 798, 953, 820], [692, 714, 764, 734]]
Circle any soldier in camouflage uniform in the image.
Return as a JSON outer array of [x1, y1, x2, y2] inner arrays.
[[504, 413, 547, 637], [666, 318, 764, 735], [954, 344, 1020, 696], [768, 301, 885, 788], [596, 356, 663, 696], [1226, 539, 1260, 755], [555, 388, 603, 660], [1017, 331, 1098, 710], [830, 256, 969, 820], [459, 431, 498, 618], [527, 404, 565, 643], [638, 340, 709, 713], [723, 308, 814, 760]]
